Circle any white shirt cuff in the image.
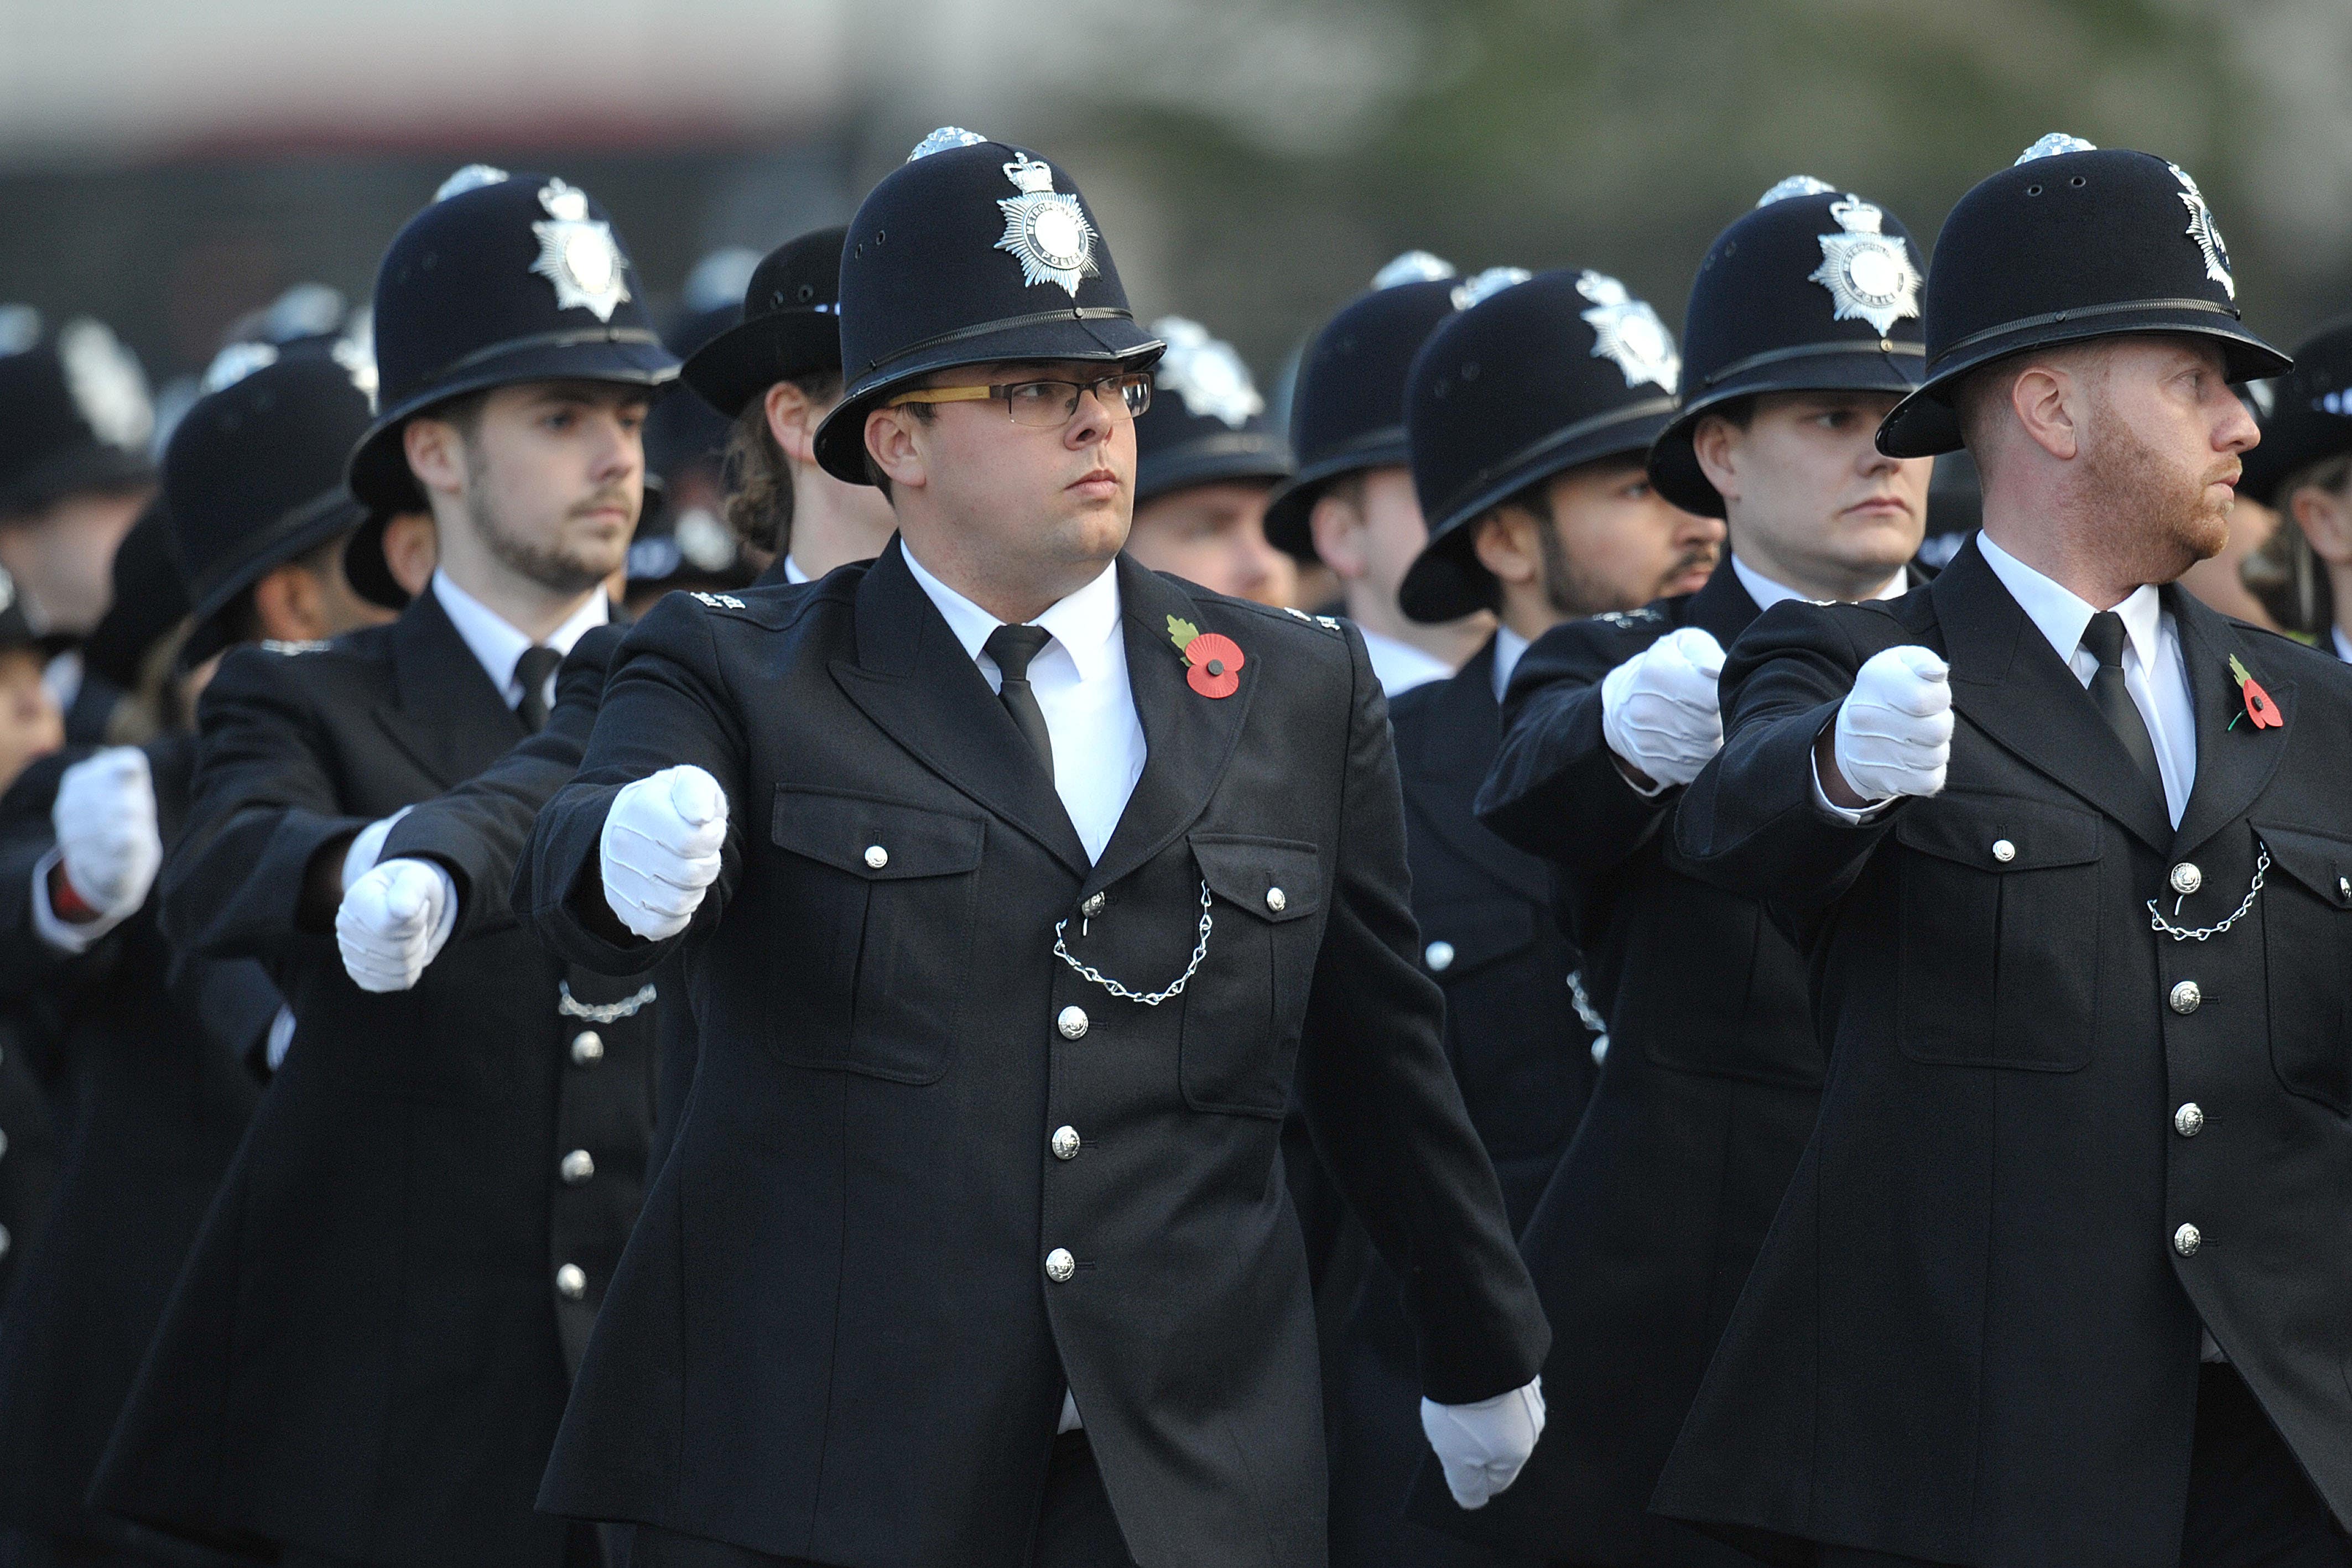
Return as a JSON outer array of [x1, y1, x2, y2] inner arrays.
[[265, 1006, 297, 1071], [29, 845, 132, 954], [1610, 752, 1673, 799], [1810, 751, 1897, 825]]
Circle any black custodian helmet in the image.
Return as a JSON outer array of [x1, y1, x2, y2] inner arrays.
[[1877, 135, 2289, 459], [1399, 267, 1683, 623], [346, 165, 679, 514], [2238, 318, 2352, 507], [812, 128, 1163, 485], [1649, 178, 1928, 515], [680, 227, 850, 419], [1132, 316, 1291, 504]]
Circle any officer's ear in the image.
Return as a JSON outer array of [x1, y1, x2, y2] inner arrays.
[[2291, 479, 2352, 567], [403, 415, 470, 502], [1692, 411, 1749, 506], [1307, 477, 1370, 582], [1471, 507, 1543, 588], [764, 381, 822, 466], [865, 405, 929, 496], [2008, 351, 2095, 463]]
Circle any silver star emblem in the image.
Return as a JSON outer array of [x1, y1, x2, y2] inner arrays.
[[58, 319, 152, 450], [1149, 317, 1263, 429], [1808, 197, 1922, 337], [529, 179, 632, 322], [1575, 270, 1678, 393], [993, 155, 1098, 298], [2168, 163, 2234, 300]]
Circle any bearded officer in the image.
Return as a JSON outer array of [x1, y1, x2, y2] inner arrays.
[[678, 226, 897, 585], [1266, 257, 1490, 694], [1308, 264, 1689, 1568], [92, 166, 674, 1568], [1654, 137, 2352, 1567], [1121, 315, 1295, 605], [512, 128, 1549, 1568], [1435, 180, 1934, 1568]]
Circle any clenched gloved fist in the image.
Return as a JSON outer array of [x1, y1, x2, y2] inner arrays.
[[1421, 1376, 1546, 1510], [1600, 627, 1727, 789], [1831, 644, 1952, 803], [53, 747, 162, 923], [337, 858, 458, 993], [600, 764, 728, 941]]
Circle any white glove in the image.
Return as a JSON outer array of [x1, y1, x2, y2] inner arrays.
[[599, 764, 728, 941], [336, 857, 459, 993], [1420, 1376, 1546, 1510], [340, 805, 413, 893], [1831, 644, 1953, 803], [52, 747, 162, 921], [1600, 627, 1726, 789]]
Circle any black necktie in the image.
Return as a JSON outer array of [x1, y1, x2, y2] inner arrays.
[[514, 644, 563, 732], [2079, 611, 2164, 804], [982, 624, 1055, 777]]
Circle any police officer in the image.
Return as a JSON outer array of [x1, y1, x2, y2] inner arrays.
[[1309, 264, 1689, 1568], [1266, 257, 1491, 694], [0, 310, 155, 742], [678, 226, 897, 585], [2237, 319, 2352, 660], [1122, 315, 1295, 605], [1450, 180, 1934, 1568], [511, 128, 1550, 1568], [0, 341, 404, 1568], [93, 167, 674, 1568], [1658, 137, 2352, 1566]]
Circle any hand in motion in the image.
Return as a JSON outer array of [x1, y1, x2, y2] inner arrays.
[[1421, 1376, 1546, 1510], [337, 858, 457, 993], [1830, 644, 1952, 803], [1600, 627, 1726, 789], [600, 764, 729, 941], [52, 747, 162, 921]]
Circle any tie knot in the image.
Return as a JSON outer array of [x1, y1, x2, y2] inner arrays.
[[2080, 611, 2129, 670], [514, 643, 564, 694], [984, 623, 1053, 682]]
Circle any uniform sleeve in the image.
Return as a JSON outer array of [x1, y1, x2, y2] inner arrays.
[[381, 624, 623, 940], [1293, 624, 1551, 1406], [1476, 616, 1674, 879], [514, 595, 752, 976], [1670, 599, 1905, 911], [158, 648, 372, 966]]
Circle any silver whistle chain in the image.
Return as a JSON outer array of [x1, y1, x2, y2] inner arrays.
[[2146, 843, 2268, 942], [1052, 880, 1214, 1007]]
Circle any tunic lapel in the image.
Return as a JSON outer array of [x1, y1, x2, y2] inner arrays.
[[830, 540, 1092, 878], [1396, 641, 1550, 906], [2167, 590, 2294, 859], [372, 588, 527, 789], [1934, 540, 2174, 853]]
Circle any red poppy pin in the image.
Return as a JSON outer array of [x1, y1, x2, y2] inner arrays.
[[2228, 655, 2281, 731], [1168, 614, 1245, 699]]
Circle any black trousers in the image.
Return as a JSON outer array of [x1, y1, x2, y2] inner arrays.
[[629, 1431, 1136, 1568], [1815, 1364, 2350, 1568]]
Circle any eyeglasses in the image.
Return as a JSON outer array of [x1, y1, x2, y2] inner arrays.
[[887, 372, 1153, 428]]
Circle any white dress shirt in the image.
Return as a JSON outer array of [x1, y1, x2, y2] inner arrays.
[[1977, 534, 2195, 827], [783, 555, 812, 585], [899, 544, 1146, 866], [2333, 625, 2350, 665], [430, 569, 609, 713], [1730, 552, 1908, 616], [1490, 626, 1530, 705], [1360, 628, 1453, 697]]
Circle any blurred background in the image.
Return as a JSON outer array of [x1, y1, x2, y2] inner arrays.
[[3, 0, 2348, 407]]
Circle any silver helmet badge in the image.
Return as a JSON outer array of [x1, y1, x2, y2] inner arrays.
[[1809, 197, 1922, 337], [1575, 271, 1679, 393], [993, 154, 1099, 298], [529, 179, 632, 322]]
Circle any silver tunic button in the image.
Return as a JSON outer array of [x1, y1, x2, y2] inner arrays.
[[1265, 887, 1287, 913], [2169, 980, 2202, 1015], [863, 844, 889, 870], [2173, 1223, 2202, 1257], [1057, 1006, 1089, 1040], [1425, 941, 1456, 972], [1082, 892, 1107, 916], [2174, 1102, 2205, 1138], [2340, 876, 2351, 905], [1045, 1248, 1076, 1283], [0, 1224, 9, 1262], [2169, 862, 2203, 895], [0, 1128, 9, 1160], [555, 1263, 587, 1299], [1050, 1126, 1081, 1160], [1991, 839, 2016, 863], [569, 1030, 604, 1067], [560, 1149, 595, 1186]]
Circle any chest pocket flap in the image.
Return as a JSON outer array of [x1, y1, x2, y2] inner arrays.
[[772, 786, 985, 878], [1189, 834, 1323, 923], [2256, 822, 2352, 908], [1895, 793, 2103, 872]]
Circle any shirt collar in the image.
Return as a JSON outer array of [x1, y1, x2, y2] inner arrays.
[[1730, 551, 1907, 614], [783, 555, 812, 585], [1491, 625, 1530, 704], [2335, 624, 2351, 664], [430, 569, 609, 698], [898, 540, 1124, 683], [1976, 532, 2161, 672]]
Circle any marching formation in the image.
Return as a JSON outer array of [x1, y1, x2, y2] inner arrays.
[[0, 122, 2346, 1568]]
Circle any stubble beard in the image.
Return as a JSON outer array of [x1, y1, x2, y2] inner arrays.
[[465, 483, 621, 597], [2084, 416, 2232, 585]]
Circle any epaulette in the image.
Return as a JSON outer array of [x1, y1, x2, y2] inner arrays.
[[259, 638, 331, 655], [1278, 605, 1346, 636], [690, 591, 748, 612], [1593, 606, 1665, 629]]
